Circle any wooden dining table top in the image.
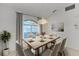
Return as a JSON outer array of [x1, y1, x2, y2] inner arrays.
[[24, 36, 60, 50]]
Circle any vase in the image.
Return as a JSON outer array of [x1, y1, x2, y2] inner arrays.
[[3, 49, 9, 56]]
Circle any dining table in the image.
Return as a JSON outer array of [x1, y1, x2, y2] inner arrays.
[[24, 36, 60, 56]]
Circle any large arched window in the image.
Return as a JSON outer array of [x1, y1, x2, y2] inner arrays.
[[23, 19, 40, 39]]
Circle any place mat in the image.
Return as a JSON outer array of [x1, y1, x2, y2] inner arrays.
[[49, 38, 53, 39], [28, 40, 34, 43], [40, 40, 45, 42]]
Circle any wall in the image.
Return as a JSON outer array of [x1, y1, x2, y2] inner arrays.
[[44, 10, 65, 37], [45, 4, 79, 50], [0, 6, 16, 55], [64, 4, 79, 50]]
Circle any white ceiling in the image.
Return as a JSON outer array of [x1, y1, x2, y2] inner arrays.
[[0, 3, 72, 17]]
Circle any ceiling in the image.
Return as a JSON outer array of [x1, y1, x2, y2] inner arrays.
[[0, 3, 72, 17]]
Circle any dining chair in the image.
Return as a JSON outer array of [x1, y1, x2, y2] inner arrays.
[[50, 40, 56, 49], [50, 37, 60, 49], [0, 50, 2, 56], [59, 38, 66, 56], [41, 42, 62, 56], [23, 47, 46, 56], [23, 48, 34, 56], [51, 42, 61, 56], [16, 43, 24, 56]]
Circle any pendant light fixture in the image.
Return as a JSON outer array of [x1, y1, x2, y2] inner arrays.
[[38, 17, 48, 25]]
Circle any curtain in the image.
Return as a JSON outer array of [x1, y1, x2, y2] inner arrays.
[[16, 12, 23, 47]]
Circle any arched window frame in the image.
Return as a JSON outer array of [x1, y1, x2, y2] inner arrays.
[[23, 19, 40, 39]]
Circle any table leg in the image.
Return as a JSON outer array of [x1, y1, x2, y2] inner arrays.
[[45, 44, 48, 49], [35, 48, 39, 56]]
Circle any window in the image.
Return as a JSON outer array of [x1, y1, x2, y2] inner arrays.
[[23, 19, 40, 39]]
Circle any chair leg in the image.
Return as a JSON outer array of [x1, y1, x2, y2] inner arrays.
[[58, 52, 62, 56], [63, 51, 65, 56], [58, 51, 65, 56]]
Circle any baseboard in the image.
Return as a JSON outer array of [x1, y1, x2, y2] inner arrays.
[[66, 47, 79, 52]]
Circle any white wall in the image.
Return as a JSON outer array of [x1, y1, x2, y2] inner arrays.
[[46, 4, 79, 50], [64, 4, 79, 50], [44, 10, 65, 37], [0, 6, 16, 54]]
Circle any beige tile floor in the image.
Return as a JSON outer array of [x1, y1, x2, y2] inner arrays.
[[65, 47, 79, 56]]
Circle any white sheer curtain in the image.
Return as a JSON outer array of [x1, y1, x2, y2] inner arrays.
[[16, 12, 23, 47]]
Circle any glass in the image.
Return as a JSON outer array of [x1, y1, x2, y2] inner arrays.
[[23, 20, 39, 39]]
